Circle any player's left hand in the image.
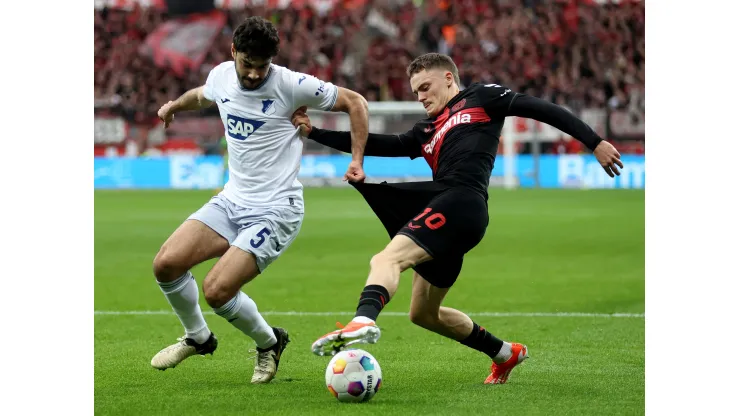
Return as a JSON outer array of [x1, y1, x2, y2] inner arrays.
[[593, 140, 624, 178], [291, 106, 312, 136], [344, 160, 366, 183]]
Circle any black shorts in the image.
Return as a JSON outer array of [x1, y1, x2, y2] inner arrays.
[[351, 181, 489, 288]]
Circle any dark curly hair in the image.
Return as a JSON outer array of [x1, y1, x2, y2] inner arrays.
[[232, 16, 280, 60]]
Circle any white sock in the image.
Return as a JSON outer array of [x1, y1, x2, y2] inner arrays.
[[158, 271, 210, 344], [214, 292, 277, 349], [493, 341, 513, 364], [351, 316, 374, 324]]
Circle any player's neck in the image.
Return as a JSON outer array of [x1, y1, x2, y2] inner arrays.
[[445, 86, 461, 106]]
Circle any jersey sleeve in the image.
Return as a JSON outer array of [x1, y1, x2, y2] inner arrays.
[[291, 72, 339, 111], [476, 83, 519, 118], [403, 124, 424, 159], [308, 126, 421, 158], [507, 94, 604, 151], [203, 64, 221, 102]]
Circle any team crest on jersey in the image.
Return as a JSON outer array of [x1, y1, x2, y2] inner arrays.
[[451, 98, 466, 113], [226, 114, 266, 140], [262, 99, 276, 116]]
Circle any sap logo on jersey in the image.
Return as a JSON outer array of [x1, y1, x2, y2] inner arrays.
[[227, 114, 266, 140]]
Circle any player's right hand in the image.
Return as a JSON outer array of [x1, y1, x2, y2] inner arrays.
[[291, 106, 312, 136], [157, 101, 175, 128], [344, 160, 366, 183], [593, 140, 624, 178]]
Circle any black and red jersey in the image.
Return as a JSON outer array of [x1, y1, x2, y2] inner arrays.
[[394, 83, 516, 195], [308, 83, 603, 198]]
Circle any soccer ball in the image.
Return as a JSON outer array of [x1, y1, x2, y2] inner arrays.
[[325, 349, 382, 403]]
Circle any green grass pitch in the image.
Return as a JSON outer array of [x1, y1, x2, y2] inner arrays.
[[95, 188, 644, 415]]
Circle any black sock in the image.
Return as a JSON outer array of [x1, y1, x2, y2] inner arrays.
[[460, 322, 504, 360], [354, 285, 390, 321]]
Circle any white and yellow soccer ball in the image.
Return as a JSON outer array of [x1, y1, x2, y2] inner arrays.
[[325, 349, 382, 403]]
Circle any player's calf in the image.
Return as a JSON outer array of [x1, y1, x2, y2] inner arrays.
[[204, 249, 280, 355], [312, 235, 431, 356], [409, 304, 477, 341], [152, 220, 229, 368], [409, 309, 442, 331]]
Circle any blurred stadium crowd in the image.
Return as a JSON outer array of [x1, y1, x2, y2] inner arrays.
[[94, 0, 644, 156]]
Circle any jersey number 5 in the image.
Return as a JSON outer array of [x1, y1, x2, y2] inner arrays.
[[250, 227, 271, 248]]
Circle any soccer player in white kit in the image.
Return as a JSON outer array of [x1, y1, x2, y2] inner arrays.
[[149, 16, 369, 384]]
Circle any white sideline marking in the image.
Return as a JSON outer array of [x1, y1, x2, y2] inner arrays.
[[94, 310, 644, 318]]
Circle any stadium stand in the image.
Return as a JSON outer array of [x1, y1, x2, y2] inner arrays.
[[94, 0, 644, 157]]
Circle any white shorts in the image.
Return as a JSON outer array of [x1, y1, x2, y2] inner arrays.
[[188, 193, 304, 272]]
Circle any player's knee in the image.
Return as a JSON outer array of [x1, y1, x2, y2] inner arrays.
[[409, 308, 438, 329], [202, 276, 235, 308], [152, 246, 187, 282]]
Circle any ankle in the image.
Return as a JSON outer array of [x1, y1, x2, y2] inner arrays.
[[492, 342, 513, 364]]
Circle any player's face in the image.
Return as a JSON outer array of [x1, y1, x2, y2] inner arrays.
[[232, 47, 271, 89], [410, 69, 453, 118]]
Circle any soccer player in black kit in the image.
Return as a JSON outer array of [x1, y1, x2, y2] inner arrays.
[[291, 53, 623, 384]]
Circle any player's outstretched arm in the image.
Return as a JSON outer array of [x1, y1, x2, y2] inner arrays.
[[329, 87, 369, 182], [507, 95, 624, 177], [157, 86, 213, 128], [291, 107, 418, 158], [310, 128, 416, 158], [329, 88, 369, 162], [294, 74, 370, 181]]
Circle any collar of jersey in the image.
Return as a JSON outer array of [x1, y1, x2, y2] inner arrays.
[[444, 88, 466, 109], [235, 64, 274, 92]]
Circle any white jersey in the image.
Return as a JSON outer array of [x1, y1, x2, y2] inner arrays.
[[203, 62, 339, 210]]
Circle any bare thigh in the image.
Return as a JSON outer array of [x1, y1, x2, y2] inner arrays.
[[153, 219, 230, 282]]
